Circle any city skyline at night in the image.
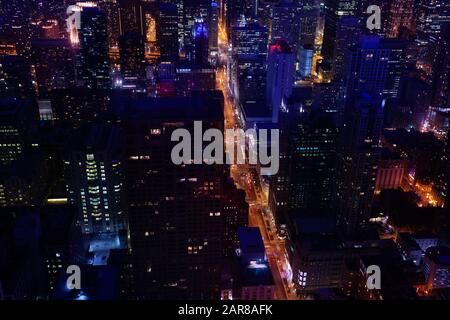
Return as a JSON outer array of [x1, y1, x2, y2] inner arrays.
[[0, 0, 449, 305]]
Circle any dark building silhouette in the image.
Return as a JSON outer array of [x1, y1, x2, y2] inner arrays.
[[0, 55, 34, 99], [332, 16, 361, 82], [116, 91, 246, 299], [337, 94, 384, 235], [322, 0, 358, 60], [31, 39, 75, 97], [78, 7, 110, 89], [157, 3, 179, 61], [119, 32, 146, 89]]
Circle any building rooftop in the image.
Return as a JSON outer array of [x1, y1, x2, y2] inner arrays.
[[238, 227, 265, 256], [426, 246, 450, 266], [112, 90, 224, 122], [240, 263, 274, 287]]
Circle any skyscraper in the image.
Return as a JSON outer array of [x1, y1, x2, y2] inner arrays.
[[194, 19, 209, 66], [0, 98, 33, 165], [235, 54, 267, 103], [98, 0, 121, 48], [0, 54, 33, 99], [266, 39, 295, 123], [118, 91, 244, 299], [431, 24, 450, 108], [415, 0, 450, 64], [381, 38, 408, 100], [337, 94, 384, 235], [157, 2, 179, 61], [116, 0, 149, 89], [182, 0, 211, 62], [209, 0, 219, 63], [344, 36, 390, 101], [65, 124, 126, 236], [31, 39, 75, 97], [118, 0, 146, 38], [119, 31, 146, 89], [269, 99, 338, 231], [322, 0, 357, 60], [271, 0, 301, 49], [332, 16, 361, 82], [225, 0, 245, 36], [75, 6, 111, 89], [298, 0, 319, 47], [286, 109, 338, 213], [232, 21, 268, 103], [231, 22, 268, 57]]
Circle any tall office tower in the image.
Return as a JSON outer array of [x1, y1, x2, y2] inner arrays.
[[322, 0, 358, 60], [117, 0, 149, 88], [0, 149, 49, 207], [98, 0, 121, 48], [256, 0, 276, 30], [243, 0, 258, 19], [119, 32, 146, 89], [209, 0, 219, 62], [194, 19, 209, 66], [222, 178, 249, 258], [381, 38, 408, 100], [31, 39, 75, 97], [337, 94, 384, 235], [394, 72, 431, 129], [416, 0, 450, 62], [118, 0, 146, 38], [269, 100, 338, 230], [119, 91, 236, 299], [173, 0, 185, 49], [312, 82, 346, 125], [431, 24, 450, 108], [182, 0, 211, 61], [75, 6, 110, 89], [0, 99, 33, 165], [236, 55, 267, 103], [157, 2, 179, 61], [386, 0, 415, 38], [343, 36, 390, 101], [0, 55, 33, 99], [298, 0, 319, 47], [225, 0, 246, 36], [266, 39, 295, 123], [298, 45, 314, 78], [65, 124, 126, 236], [231, 22, 268, 57], [271, 0, 301, 49], [232, 21, 268, 102], [286, 108, 338, 213], [332, 16, 361, 82]]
